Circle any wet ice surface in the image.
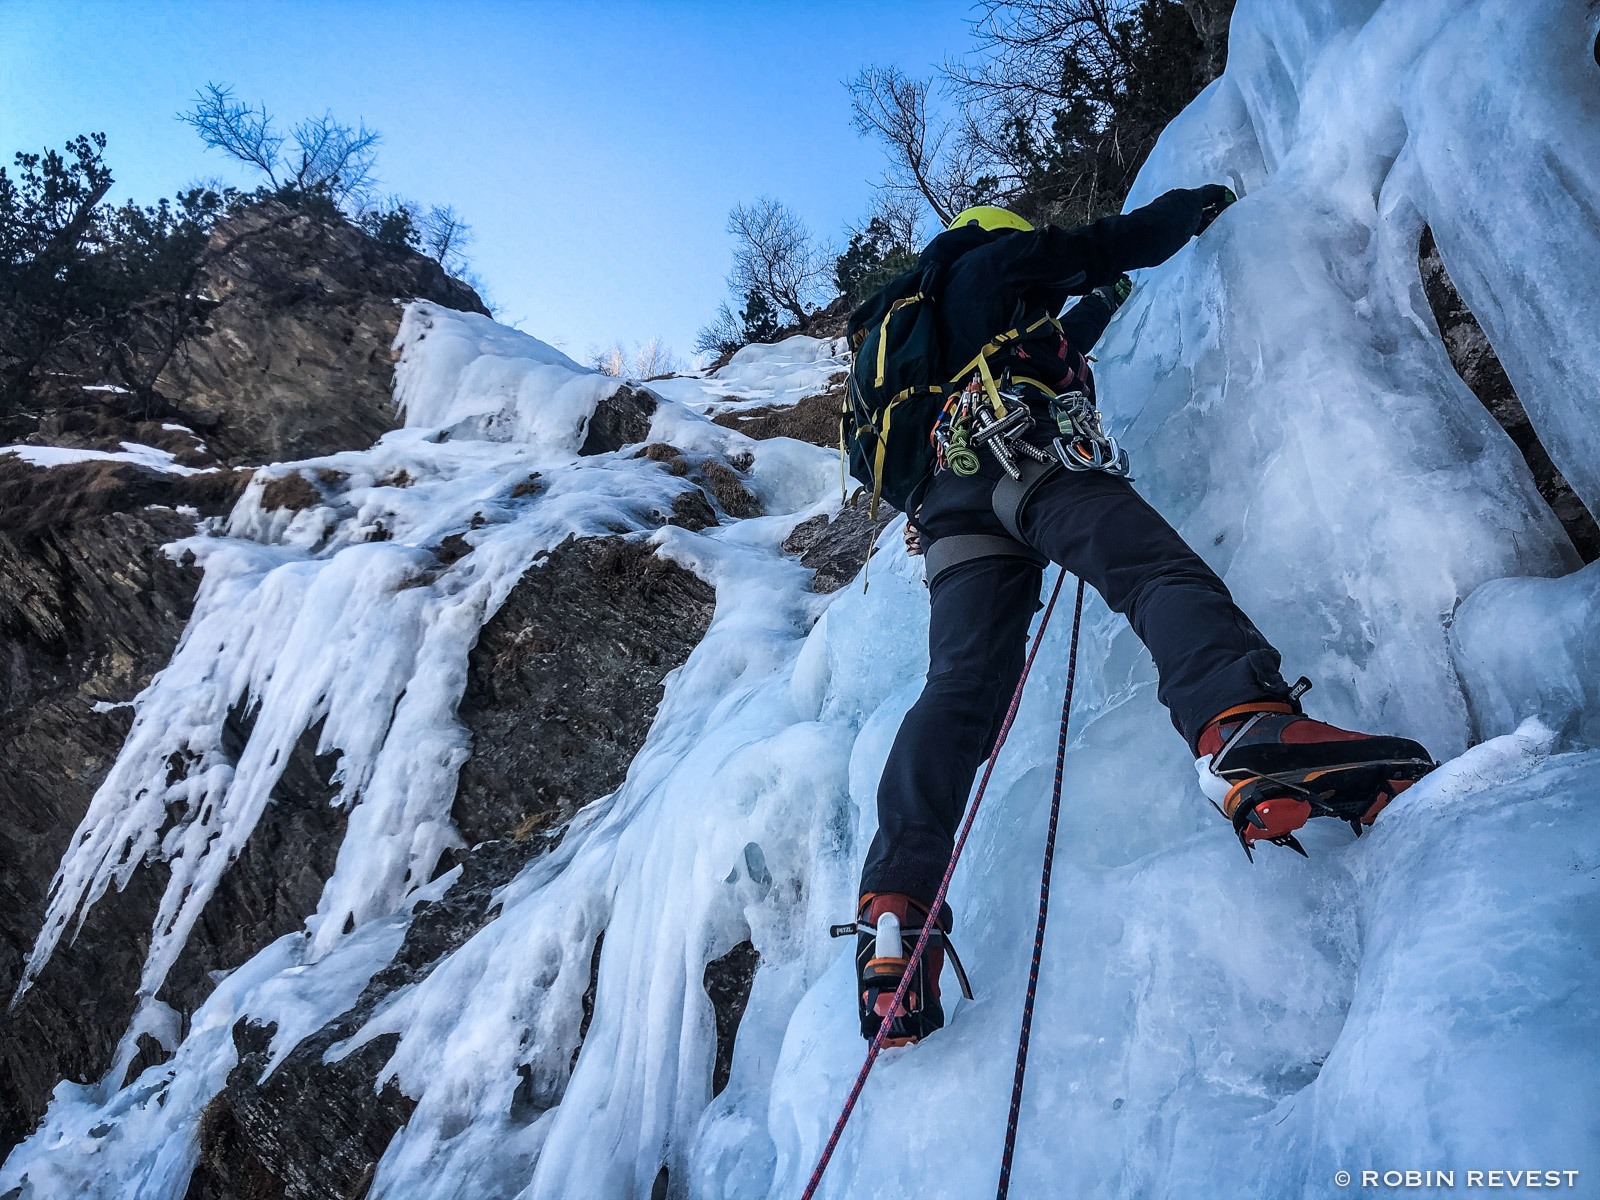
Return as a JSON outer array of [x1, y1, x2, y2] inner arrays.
[[7, 0, 1600, 1196]]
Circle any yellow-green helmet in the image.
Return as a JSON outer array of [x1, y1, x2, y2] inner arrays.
[[946, 205, 1033, 233]]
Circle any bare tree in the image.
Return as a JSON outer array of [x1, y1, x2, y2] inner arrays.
[[946, 1, 1140, 120], [419, 204, 472, 274], [854, 190, 927, 252], [693, 302, 745, 357], [726, 197, 830, 325], [632, 336, 678, 378], [588, 337, 680, 379], [847, 66, 992, 226], [180, 83, 381, 205], [589, 343, 626, 376], [179, 85, 283, 180]]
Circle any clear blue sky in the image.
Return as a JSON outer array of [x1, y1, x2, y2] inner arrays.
[[1, 1, 979, 362]]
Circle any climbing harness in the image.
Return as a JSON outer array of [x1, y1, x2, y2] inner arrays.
[[922, 372, 1130, 587], [801, 571, 1087, 1200]]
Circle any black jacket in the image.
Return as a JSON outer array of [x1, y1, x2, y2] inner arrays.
[[924, 187, 1214, 390], [909, 187, 1215, 532]]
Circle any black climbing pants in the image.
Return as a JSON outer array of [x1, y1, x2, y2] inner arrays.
[[859, 466, 1290, 908]]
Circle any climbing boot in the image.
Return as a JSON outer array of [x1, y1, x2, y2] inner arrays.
[[1197, 685, 1436, 859], [831, 893, 973, 1045]]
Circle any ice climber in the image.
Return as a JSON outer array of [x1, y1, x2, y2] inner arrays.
[[842, 190, 1437, 1045]]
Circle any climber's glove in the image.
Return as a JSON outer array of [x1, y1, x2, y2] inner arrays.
[[1194, 184, 1238, 234], [1091, 272, 1134, 314]]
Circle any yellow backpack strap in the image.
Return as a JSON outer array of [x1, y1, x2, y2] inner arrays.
[[1009, 374, 1059, 399], [875, 293, 924, 388], [868, 403, 893, 520], [975, 352, 1006, 417], [949, 326, 1020, 385]]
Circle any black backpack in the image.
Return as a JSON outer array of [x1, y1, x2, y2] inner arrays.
[[840, 260, 948, 516], [839, 226, 1059, 516]]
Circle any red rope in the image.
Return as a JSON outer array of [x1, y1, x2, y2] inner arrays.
[[996, 577, 1085, 1198], [800, 569, 1072, 1200]]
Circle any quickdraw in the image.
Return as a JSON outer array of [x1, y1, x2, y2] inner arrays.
[[930, 373, 1058, 481], [931, 372, 1131, 481], [1048, 389, 1130, 477]]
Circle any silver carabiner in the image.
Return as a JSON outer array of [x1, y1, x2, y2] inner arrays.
[[1052, 433, 1132, 477]]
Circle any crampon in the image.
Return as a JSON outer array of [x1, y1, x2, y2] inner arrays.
[[829, 893, 973, 1046], [1199, 679, 1438, 860]]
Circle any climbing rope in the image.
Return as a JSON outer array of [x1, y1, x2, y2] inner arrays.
[[801, 569, 1084, 1200], [996, 576, 1086, 1199]]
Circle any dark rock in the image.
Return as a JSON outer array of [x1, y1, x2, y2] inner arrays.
[[638, 443, 690, 475], [569, 932, 605, 1077], [158, 712, 347, 1017], [795, 294, 851, 342], [0, 454, 343, 1155], [1419, 225, 1600, 562], [697, 461, 760, 519], [0, 481, 207, 1153], [710, 377, 846, 449], [259, 471, 322, 512], [0, 454, 251, 544], [185, 837, 549, 1200], [185, 1015, 413, 1200], [0, 408, 216, 468], [0, 201, 509, 1164], [157, 202, 489, 467], [781, 514, 830, 557], [451, 536, 716, 846], [668, 489, 719, 532], [703, 940, 760, 1098], [781, 499, 898, 594], [579, 385, 657, 456], [435, 533, 472, 565]]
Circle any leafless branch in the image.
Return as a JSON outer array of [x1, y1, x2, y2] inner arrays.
[[848, 66, 975, 226], [726, 197, 830, 325], [419, 204, 472, 273], [179, 83, 285, 185], [287, 113, 381, 203]]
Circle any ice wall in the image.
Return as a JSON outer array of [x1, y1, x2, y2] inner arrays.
[[6, 0, 1600, 1197]]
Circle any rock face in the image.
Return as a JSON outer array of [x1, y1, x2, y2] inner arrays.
[[157, 202, 489, 466], [178, 536, 717, 1193], [453, 536, 717, 845], [0, 455, 358, 1156], [782, 498, 898, 595], [181, 840, 540, 1200], [0, 455, 244, 1154], [703, 941, 760, 1098], [711, 375, 846, 449], [579, 384, 657, 456], [1418, 226, 1600, 562], [0, 199, 829, 1181], [0, 202, 492, 1157]]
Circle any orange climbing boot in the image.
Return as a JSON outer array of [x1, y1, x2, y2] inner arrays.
[[1196, 682, 1436, 859], [831, 893, 973, 1045]]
